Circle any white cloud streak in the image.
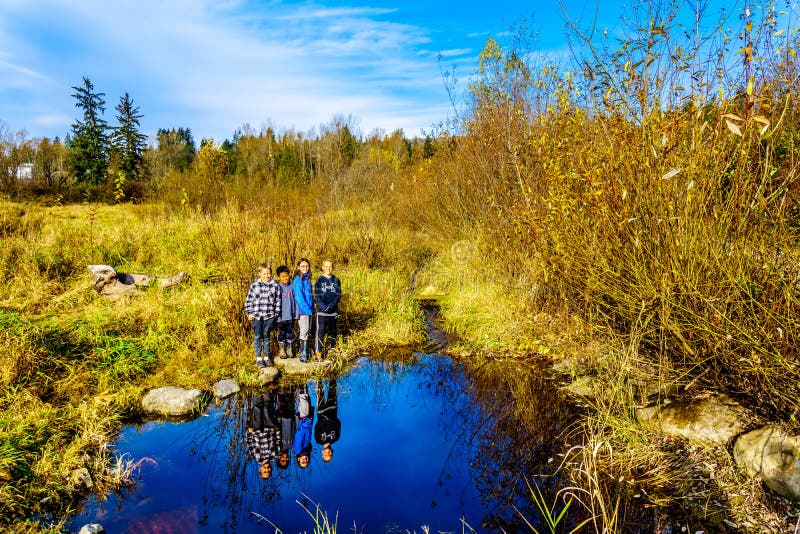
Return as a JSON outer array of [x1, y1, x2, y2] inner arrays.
[[0, 0, 460, 140]]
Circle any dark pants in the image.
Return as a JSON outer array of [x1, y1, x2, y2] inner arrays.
[[314, 314, 337, 354], [277, 320, 295, 344], [253, 317, 276, 358]]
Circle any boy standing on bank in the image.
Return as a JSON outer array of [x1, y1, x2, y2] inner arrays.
[[313, 259, 341, 361], [245, 263, 281, 368], [275, 265, 298, 359]]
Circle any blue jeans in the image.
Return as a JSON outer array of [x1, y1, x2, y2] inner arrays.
[[253, 317, 276, 357], [277, 320, 295, 344]]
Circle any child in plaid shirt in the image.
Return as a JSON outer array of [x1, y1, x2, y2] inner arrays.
[[245, 263, 281, 368]]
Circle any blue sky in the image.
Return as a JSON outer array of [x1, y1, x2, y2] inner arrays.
[[0, 0, 746, 143]]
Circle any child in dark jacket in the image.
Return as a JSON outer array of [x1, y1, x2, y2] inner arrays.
[[292, 258, 314, 362], [313, 259, 341, 361], [244, 264, 281, 368], [314, 378, 340, 463], [276, 265, 298, 359]]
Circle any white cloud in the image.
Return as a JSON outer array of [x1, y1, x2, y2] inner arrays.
[[1, 0, 481, 141], [31, 112, 71, 128], [436, 48, 472, 58], [274, 6, 396, 21]]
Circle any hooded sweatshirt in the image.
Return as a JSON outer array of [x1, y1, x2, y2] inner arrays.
[[292, 272, 315, 316]]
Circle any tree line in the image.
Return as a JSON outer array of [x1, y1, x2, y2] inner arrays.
[[0, 77, 439, 202]]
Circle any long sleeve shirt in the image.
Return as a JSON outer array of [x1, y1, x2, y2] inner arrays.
[[292, 273, 315, 315], [246, 428, 281, 463], [244, 279, 281, 319], [314, 274, 341, 316]]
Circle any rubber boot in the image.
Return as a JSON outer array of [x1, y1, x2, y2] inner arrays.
[[299, 341, 308, 363], [278, 342, 288, 359]]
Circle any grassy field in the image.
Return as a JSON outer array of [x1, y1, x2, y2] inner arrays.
[[0, 199, 433, 529], [4, 2, 800, 531]]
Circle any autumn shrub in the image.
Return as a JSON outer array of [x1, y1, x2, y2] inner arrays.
[[398, 4, 800, 426]]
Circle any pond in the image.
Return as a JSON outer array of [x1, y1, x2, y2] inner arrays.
[[68, 348, 579, 532]]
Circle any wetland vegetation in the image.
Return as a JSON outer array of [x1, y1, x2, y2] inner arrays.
[[3, 1, 800, 531]]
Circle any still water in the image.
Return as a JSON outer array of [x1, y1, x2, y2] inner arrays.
[[68, 353, 576, 533]]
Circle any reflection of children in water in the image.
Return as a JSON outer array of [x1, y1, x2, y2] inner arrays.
[[245, 390, 281, 479], [314, 379, 341, 463], [293, 384, 313, 468], [274, 385, 296, 470]]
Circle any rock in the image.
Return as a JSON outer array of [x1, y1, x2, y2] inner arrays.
[[88, 265, 188, 299], [274, 358, 333, 376], [635, 395, 750, 446], [212, 379, 240, 398], [551, 355, 591, 377], [414, 284, 445, 300], [560, 375, 598, 397], [733, 425, 800, 501], [78, 524, 105, 534], [70, 467, 93, 489], [257, 367, 280, 385], [142, 386, 204, 416]]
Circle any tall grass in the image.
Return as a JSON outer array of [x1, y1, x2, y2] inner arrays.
[[391, 3, 800, 420], [3, 1, 800, 529], [377, 1, 800, 528], [0, 193, 431, 526]]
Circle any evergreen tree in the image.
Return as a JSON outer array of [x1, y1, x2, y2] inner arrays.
[[68, 77, 109, 184], [111, 92, 147, 180], [155, 127, 196, 173]]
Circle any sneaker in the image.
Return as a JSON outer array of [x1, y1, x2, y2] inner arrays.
[[265, 358, 274, 368]]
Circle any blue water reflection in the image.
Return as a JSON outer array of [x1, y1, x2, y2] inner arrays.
[[69, 354, 573, 533]]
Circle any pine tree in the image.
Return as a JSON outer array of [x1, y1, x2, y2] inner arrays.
[[68, 77, 109, 184], [111, 92, 147, 180]]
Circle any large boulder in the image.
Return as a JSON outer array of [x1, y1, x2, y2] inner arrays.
[[635, 395, 750, 446], [142, 386, 204, 416], [274, 358, 332, 376], [212, 379, 240, 399], [88, 265, 188, 299], [733, 425, 800, 501]]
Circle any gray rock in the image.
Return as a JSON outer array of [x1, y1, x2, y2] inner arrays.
[[733, 425, 800, 501], [414, 284, 445, 300], [212, 379, 240, 398], [274, 358, 333, 376], [70, 467, 93, 489], [78, 524, 105, 534], [88, 265, 188, 299], [551, 355, 591, 377], [257, 367, 280, 385], [560, 375, 598, 397], [635, 395, 750, 446], [142, 386, 204, 416]]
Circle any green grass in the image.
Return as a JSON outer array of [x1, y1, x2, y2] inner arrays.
[[0, 198, 433, 528]]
